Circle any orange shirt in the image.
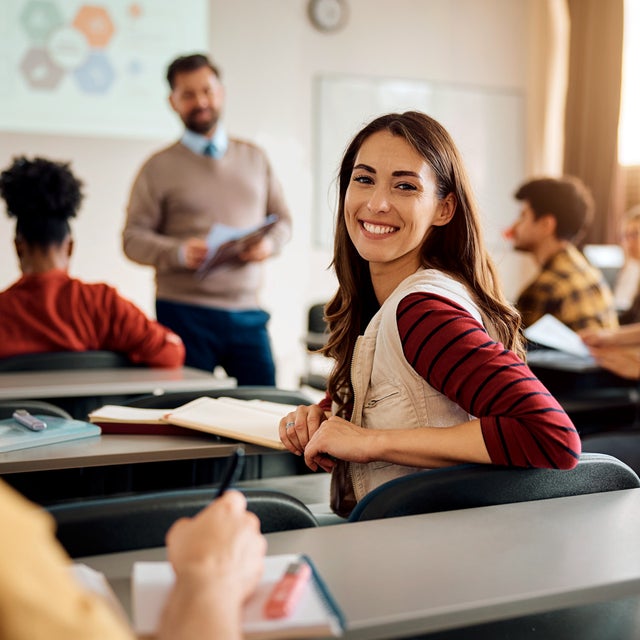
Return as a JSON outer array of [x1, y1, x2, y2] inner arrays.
[[0, 480, 134, 639], [0, 270, 185, 367]]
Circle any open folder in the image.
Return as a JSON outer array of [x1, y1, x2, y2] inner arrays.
[[196, 214, 280, 278], [132, 553, 345, 638]]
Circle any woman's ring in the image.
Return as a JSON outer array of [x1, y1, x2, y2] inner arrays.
[[285, 421, 295, 429]]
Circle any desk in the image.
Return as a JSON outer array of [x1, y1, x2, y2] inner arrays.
[[0, 366, 230, 400], [0, 433, 271, 474], [0, 432, 302, 503], [527, 349, 640, 434], [81, 488, 640, 639]]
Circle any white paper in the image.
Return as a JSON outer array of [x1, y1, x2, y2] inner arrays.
[[523, 314, 591, 358]]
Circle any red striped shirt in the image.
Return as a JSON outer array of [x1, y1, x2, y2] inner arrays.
[[397, 292, 580, 469], [319, 293, 581, 470]]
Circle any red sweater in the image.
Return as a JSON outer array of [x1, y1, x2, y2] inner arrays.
[[320, 293, 580, 470], [0, 270, 185, 368]]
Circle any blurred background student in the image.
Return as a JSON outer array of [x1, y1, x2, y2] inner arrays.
[[0, 156, 184, 367], [614, 204, 640, 324], [505, 176, 617, 332]]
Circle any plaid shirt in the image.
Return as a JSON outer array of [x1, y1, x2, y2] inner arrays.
[[516, 245, 618, 331]]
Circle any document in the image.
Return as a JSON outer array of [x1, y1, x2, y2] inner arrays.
[[196, 214, 280, 278], [523, 314, 591, 358], [132, 553, 345, 638]]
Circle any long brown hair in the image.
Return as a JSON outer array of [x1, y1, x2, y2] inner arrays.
[[322, 111, 523, 417]]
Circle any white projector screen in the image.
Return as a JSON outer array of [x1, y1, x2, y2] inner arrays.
[[0, 0, 208, 140]]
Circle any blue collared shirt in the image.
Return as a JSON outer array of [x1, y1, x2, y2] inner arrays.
[[180, 126, 229, 159]]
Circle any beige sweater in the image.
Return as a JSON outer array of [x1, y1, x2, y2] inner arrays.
[[123, 139, 292, 310]]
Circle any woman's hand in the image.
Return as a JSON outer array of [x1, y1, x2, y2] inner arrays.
[[279, 404, 328, 455], [304, 416, 377, 472]]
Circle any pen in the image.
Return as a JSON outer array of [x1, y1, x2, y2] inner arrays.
[[215, 446, 245, 498], [12, 409, 47, 431]]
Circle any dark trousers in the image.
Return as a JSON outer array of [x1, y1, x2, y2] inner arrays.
[[156, 300, 276, 386]]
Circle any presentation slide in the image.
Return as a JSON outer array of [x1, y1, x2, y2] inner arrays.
[[0, 0, 208, 140]]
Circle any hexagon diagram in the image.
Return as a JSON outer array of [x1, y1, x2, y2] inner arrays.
[[20, 48, 64, 90], [19, 0, 65, 45], [73, 51, 115, 94], [72, 5, 115, 48]]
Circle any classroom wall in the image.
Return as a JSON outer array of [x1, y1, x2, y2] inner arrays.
[[0, 0, 541, 388]]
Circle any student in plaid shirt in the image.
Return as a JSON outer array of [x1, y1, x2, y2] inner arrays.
[[506, 176, 618, 331]]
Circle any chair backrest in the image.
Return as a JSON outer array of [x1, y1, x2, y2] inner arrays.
[[0, 400, 72, 420], [125, 386, 314, 409], [305, 303, 328, 352], [0, 350, 134, 372], [581, 431, 640, 476], [47, 488, 319, 557], [348, 453, 640, 522]]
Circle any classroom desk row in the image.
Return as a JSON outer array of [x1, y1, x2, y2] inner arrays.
[[81, 488, 640, 640], [0, 365, 231, 401], [0, 366, 305, 502]]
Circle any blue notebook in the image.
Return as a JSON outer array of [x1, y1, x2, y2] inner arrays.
[[0, 415, 101, 453]]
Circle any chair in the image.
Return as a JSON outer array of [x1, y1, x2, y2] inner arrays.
[[0, 400, 72, 420], [581, 431, 640, 476], [47, 488, 319, 558], [0, 350, 138, 420], [348, 452, 640, 522], [0, 350, 134, 371], [299, 302, 330, 391], [125, 386, 314, 409]]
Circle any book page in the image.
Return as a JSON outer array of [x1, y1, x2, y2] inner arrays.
[[88, 405, 169, 424], [164, 397, 292, 449]]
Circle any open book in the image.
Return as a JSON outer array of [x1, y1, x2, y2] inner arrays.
[[132, 553, 345, 639], [89, 397, 298, 449], [196, 214, 279, 278]]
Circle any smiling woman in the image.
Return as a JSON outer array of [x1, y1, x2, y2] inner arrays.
[[278, 111, 581, 518]]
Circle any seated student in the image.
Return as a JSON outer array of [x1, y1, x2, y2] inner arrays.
[[0, 480, 265, 640], [581, 323, 640, 380], [505, 175, 617, 331], [613, 205, 640, 317], [278, 111, 581, 518], [0, 156, 185, 366]]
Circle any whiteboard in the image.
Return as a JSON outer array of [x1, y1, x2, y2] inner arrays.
[[313, 75, 525, 250], [0, 0, 208, 140]]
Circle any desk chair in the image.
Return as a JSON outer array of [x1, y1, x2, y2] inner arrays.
[[348, 453, 640, 522], [0, 350, 135, 371], [299, 302, 330, 391], [581, 432, 640, 476], [47, 488, 319, 558], [124, 386, 314, 409], [0, 350, 137, 420]]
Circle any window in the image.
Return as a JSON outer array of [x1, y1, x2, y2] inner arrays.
[[619, 0, 640, 166]]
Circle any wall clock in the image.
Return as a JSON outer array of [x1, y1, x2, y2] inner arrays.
[[308, 0, 348, 33]]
